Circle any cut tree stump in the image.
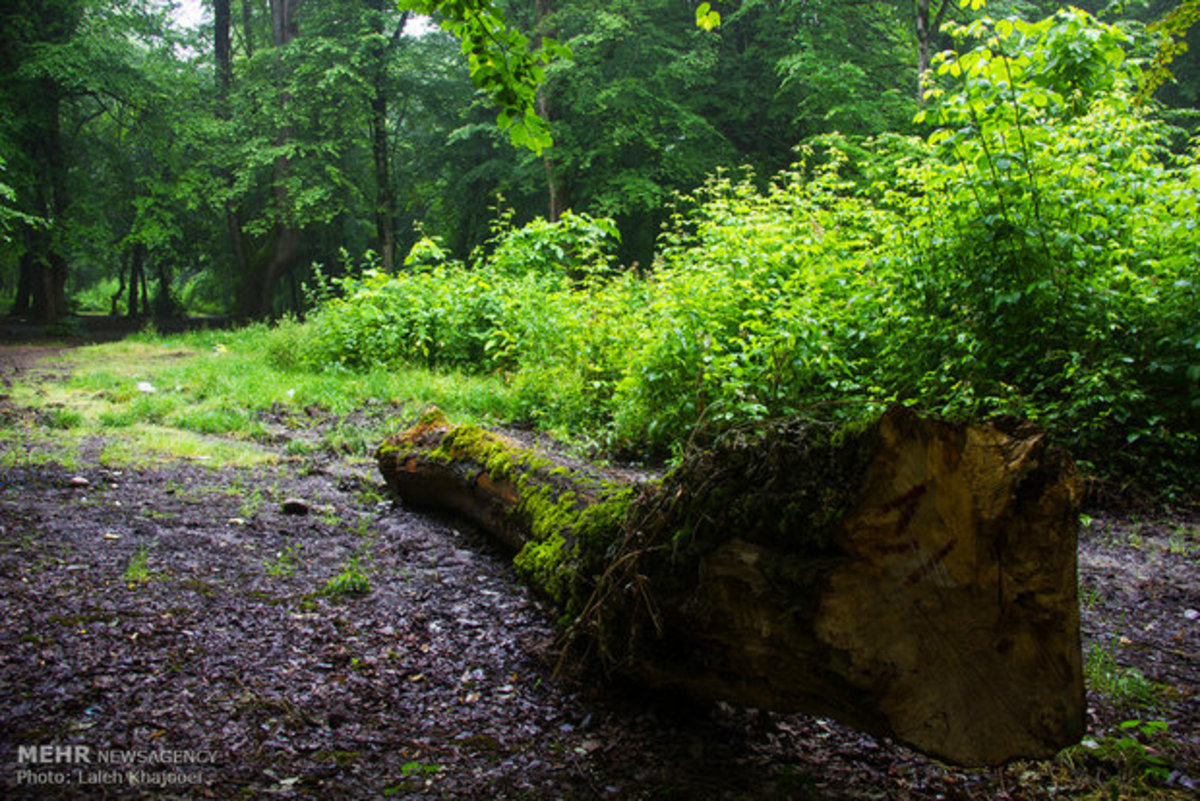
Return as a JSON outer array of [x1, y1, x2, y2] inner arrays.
[[377, 406, 1085, 766]]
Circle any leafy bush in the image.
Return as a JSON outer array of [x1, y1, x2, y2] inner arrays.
[[308, 265, 552, 372], [892, 9, 1199, 480], [610, 154, 892, 450], [483, 208, 621, 279], [72, 277, 122, 315]]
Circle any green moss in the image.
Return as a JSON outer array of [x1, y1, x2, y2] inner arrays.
[[381, 408, 637, 617], [313, 751, 363, 766], [651, 416, 879, 559], [422, 421, 552, 483], [514, 531, 570, 608], [513, 477, 635, 616]]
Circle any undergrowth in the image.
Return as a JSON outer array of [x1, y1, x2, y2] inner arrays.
[[256, 9, 1196, 494]]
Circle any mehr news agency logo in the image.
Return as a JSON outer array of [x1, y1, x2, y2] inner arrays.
[[14, 744, 217, 788]]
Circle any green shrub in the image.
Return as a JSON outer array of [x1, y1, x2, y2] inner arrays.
[[264, 314, 318, 372], [483, 208, 620, 279], [610, 155, 891, 452], [73, 277, 123, 315], [891, 9, 1199, 482]]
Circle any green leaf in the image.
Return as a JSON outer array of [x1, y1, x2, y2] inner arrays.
[[695, 2, 721, 32]]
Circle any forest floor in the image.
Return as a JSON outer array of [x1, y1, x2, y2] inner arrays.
[[0, 342, 1196, 799]]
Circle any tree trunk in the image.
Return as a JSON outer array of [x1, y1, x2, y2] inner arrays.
[[139, 255, 150, 316], [215, 0, 233, 94], [537, 92, 562, 222], [12, 83, 71, 325], [232, 0, 302, 319], [534, 0, 562, 221], [370, 90, 396, 271], [915, 0, 951, 102], [154, 259, 174, 319], [256, 223, 299, 317], [126, 242, 153, 320], [10, 250, 35, 319], [110, 257, 127, 317], [916, 0, 931, 94], [377, 406, 1085, 767], [42, 253, 68, 324], [242, 0, 255, 59], [367, 3, 406, 272], [214, 0, 253, 315], [11, 238, 68, 324], [270, 0, 297, 48]]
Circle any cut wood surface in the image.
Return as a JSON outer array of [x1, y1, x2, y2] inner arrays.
[[377, 406, 1085, 767]]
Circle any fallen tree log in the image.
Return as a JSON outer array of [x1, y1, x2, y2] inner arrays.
[[377, 406, 1084, 767]]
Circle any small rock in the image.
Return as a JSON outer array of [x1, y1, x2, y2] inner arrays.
[[1185, 609, 1199, 621], [281, 498, 310, 515], [69, 476, 90, 488], [136, 382, 156, 393]]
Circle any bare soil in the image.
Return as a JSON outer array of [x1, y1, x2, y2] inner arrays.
[[0, 345, 1196, 799]]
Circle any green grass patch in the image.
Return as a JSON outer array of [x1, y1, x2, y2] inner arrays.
[[1085, 639, 1162, 710], [39, 407, 85, 430], [0, 430, 84, 471], [98, 424, 277, 468], [169, 405, 252, 435], [264, 542, 302, 578], [4, 325, 531, 478], [321, 556, 371, 598], [123, 546, 155, 584]]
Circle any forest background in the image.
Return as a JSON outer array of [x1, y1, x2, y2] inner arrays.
[[1, 0, 1198, 493]]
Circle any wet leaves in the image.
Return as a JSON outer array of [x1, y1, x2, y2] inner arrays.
[[0, 377, 1195, 797]]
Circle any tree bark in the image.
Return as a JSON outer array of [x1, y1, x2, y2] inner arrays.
[[12, 83, 71, 324], [154, 258, 174, 319], [377, 406, 1085, 767], [537, 92, 563, 222], [242, 0, 255, 59], [110, 257, 127, 317], [370, 91, 396, 272], [915, 0, 952, 101], [534, 0, 562, 221], [139, 249, 151, 316], [127, 242, 146, 319], [367, 3, 407, 272], [215, 0, 233, 95], [215, 0, 254, 316], [10, 250, 35, 319]]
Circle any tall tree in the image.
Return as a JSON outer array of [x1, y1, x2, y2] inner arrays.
[[1, 0, 82, 322], [366, 0, 409, 271], [239, 0, 302, 320], [1, 0, 179, 324]]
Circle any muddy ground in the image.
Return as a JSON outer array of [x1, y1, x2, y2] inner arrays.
[[0, 344, 1196, 799]]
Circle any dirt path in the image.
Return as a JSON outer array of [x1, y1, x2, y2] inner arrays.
[[0, 346, 1196, 799]]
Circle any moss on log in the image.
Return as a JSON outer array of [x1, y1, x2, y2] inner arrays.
[[376, 408, 636, 619], [376, 406, 1084, 767]]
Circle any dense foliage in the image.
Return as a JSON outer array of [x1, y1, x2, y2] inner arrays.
[[1, 1, 1197, 487], [292, 8, 1198, 488]]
